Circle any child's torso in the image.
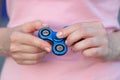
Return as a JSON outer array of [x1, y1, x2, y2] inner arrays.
[[1, 0, 120, 80], [7, 0, 100, 29]]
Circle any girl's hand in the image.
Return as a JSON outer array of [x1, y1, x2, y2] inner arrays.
[[57, 22, 111, 60], [9, 21, 52, 65]]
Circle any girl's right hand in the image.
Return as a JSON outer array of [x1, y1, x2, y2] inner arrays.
[[9, 21, 52, 65]]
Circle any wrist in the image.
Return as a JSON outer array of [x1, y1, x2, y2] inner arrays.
[[0, 28, 14, 56], [107, 31, 120, 60]]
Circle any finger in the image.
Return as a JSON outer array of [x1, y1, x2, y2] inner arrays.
[[57, 22, 105, 38], [10, 43, 43, 53], [57, 24, 80, 38], [19, 20, 49, 33], [82, 47, 105, 58], [12, 52, 47, 61], [16, 60, 40, 65], [10, 32, 52, 52], [66, 29, 94, 46], [72, 37, 102, 52]]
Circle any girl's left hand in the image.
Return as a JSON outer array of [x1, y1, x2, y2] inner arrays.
[[57, 22, 111, 59]]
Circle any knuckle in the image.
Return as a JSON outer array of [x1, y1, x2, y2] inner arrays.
[[80, 28, 87, 36], [100, 29, 107, 36], [83, 50, 92, 57], [73, 44, 79, 51], [87, 39, 94, 46], [95, 48, 104, 57], [102, 47, 108, 56], [40, 53, 46, 58], [34, 48, 40, 53], [33, 54, 40, 60], [74, 44, 79, 50], [32, 38, 38, 45], [16, 60, 23, 65], [29, 46, 39, 53], [103, 38, 108, 45], [83, 51, 88, 57], [67, 36, 73, 43], [93, 49, 98, 55], [98, 47, 106, 57], [10, 44, 17, 52], [27, 40, 37, 48], [18, 53, 24, 58], [60, 30, 65, 36]]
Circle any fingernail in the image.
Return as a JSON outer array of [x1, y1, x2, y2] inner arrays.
[[65, 40, 71, 46], [57, 32, 62, 37], [65, 40, 68, 45], [45, 47, 51, 52]]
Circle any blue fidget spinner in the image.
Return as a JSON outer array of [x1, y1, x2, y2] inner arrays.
[[38, 27, 68, 56]]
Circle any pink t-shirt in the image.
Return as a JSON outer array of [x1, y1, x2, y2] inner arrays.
[[1, 0, 120, 80]]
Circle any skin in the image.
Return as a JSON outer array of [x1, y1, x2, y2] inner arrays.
[[0, 0, 120, 64], [0, 21, 120, 65], [0, 20, 52, 65], [57, 21, 120, 60]]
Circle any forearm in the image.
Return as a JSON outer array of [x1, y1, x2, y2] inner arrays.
[[108, 30, 120, 60], [0, 28, 12, 56]]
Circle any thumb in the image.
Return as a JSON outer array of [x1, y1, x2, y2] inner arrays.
[[18, 20, 49, 33]]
